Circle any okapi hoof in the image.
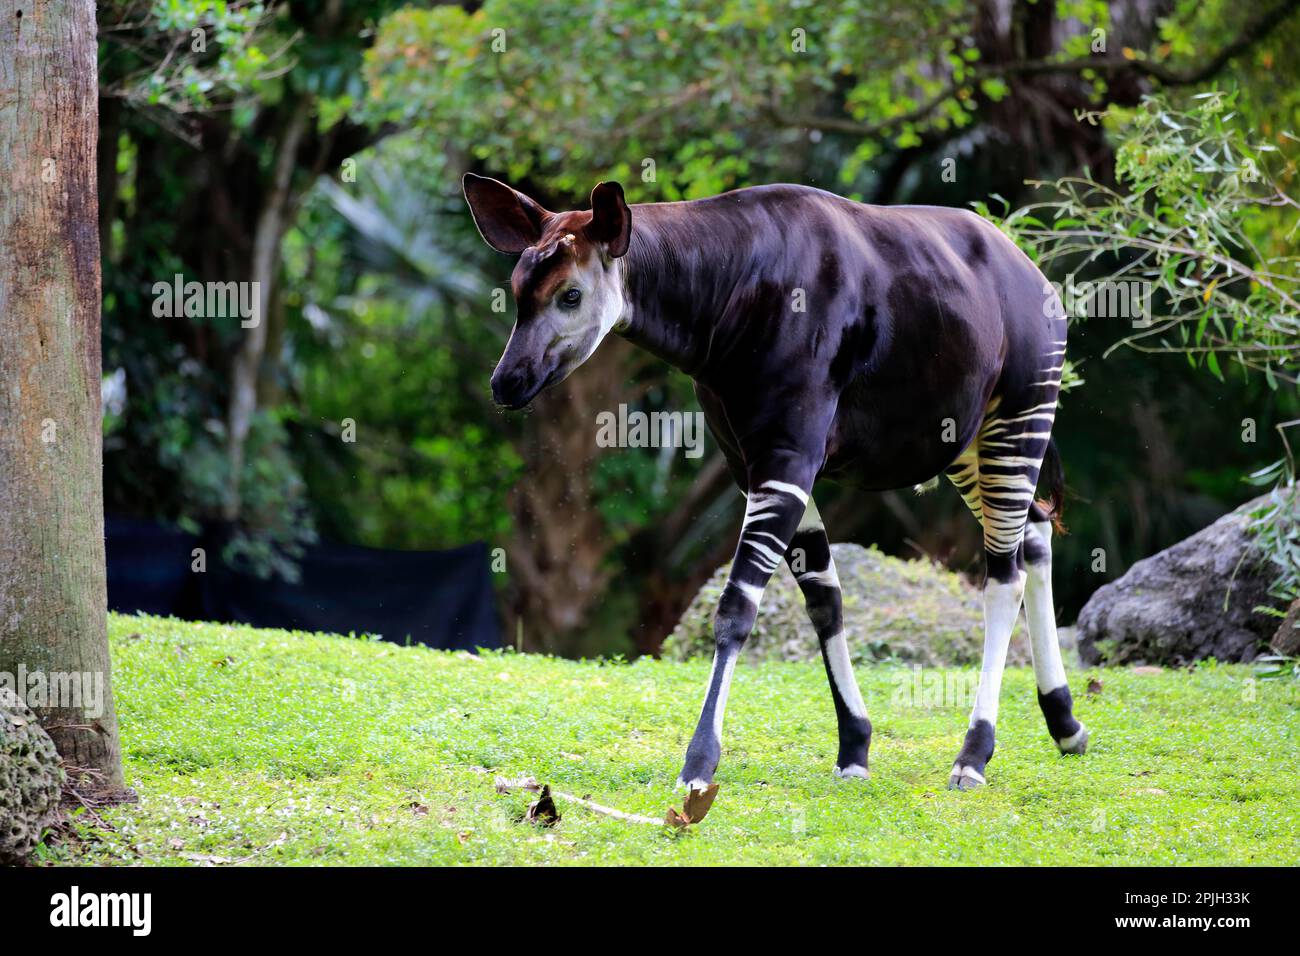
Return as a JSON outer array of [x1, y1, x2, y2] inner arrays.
[[947, 764, 986, 791], [948, 720, 994, 791], [833, 763, 870, 780], [1056, 724, 1089, 756]]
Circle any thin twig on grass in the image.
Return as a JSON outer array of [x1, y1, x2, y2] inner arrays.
[[494, 774, 718, 828]]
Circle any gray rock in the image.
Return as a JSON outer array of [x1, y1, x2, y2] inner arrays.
[[663, 542, 1031, 667], [1076, 495, 1285, 666], [0, 688, 64, 865], [1270, 597, 1300, 658]]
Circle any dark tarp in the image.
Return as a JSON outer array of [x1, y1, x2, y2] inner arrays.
[[105, 515, 501, 652], [104, 514, 204, 618]]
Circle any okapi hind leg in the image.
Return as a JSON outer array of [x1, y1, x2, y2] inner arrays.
[[944, 397, 1043, 791], [678, 469, 814, 789], [787, 498, 872, 779], [1023, 508, 1088, 755], [949, 550, 1024, 791]]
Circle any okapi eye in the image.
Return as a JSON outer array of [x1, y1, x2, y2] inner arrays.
[[559, 288, 582, 309]]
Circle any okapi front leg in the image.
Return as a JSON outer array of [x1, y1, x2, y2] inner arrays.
[[678, 475, 812, 789], [787, 500, 872, 778]]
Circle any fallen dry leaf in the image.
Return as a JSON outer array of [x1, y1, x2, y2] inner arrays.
[[525, 785, 560, 827], [683, 783, 720, 822], [665, 807, 691, 829], [1086, 678, 1104, 697], [1132, 665, 1164, 675], [665, 784, 720, 829]]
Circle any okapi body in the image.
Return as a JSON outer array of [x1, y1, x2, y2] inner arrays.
[[464, 175, 1088, 791]]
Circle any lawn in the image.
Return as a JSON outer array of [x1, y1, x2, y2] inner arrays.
[[43, 613, 1300, 866]]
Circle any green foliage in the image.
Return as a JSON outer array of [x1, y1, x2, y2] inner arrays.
[[224, 413, 319, 581], [1245, 454, 1300, 603], [43, 614, 1300, 865], [160, 407, 316, 581], [281, 139, 523, 550], [1253, 654, 1300, 681], [364, 0, 1040, 199], [108, 0, 275, 111], [98, 0, 414, 580], [995, 92, 1299, 381]]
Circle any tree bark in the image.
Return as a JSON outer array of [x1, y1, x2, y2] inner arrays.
[[504, 340, 626, 653], [0, 0, 123, 789]]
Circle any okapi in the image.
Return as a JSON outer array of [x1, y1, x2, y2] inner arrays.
[[463, 174, 1088, 791]]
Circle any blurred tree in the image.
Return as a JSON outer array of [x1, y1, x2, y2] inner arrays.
[[98, 0, 410, 577]]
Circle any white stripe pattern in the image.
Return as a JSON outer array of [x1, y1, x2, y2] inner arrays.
[[759, 479, 809, 505], [796, 566, 841, 589]]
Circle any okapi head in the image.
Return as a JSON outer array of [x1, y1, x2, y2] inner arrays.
[[463, 173, 632, 409]]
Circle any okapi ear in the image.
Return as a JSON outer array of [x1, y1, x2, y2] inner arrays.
[[462, 173, 551, 254], [585, 181, 631, 258]]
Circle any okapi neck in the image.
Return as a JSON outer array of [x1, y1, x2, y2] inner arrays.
[[616, 202, 740, 378]]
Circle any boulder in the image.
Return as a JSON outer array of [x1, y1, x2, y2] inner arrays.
[[663, 542, 1031, 666], [1271, 598, 1300, 658], [0, 688, 65, 865], [1076, 495, 1286, 666]]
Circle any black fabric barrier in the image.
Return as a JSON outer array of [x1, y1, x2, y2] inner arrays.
[[104, 514, 205, 619], [105, 515, 501, 651]]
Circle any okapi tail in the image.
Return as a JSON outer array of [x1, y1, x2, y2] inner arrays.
[[1036, 437, 1067, 535]]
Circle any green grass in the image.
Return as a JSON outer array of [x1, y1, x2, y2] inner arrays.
[[44, 613, 1300, 865]]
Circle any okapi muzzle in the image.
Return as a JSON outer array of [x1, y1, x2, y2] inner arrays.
[[463, 172, 1088, 793], [489, 321, 560, 410]]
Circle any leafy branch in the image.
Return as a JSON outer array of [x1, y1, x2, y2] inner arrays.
[[986, 91, 1299, 385]]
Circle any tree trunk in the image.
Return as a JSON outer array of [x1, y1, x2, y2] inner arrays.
[[0, 0, 123, 789], [504, 341, 627, 653], [224, 100, 310, 519]]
